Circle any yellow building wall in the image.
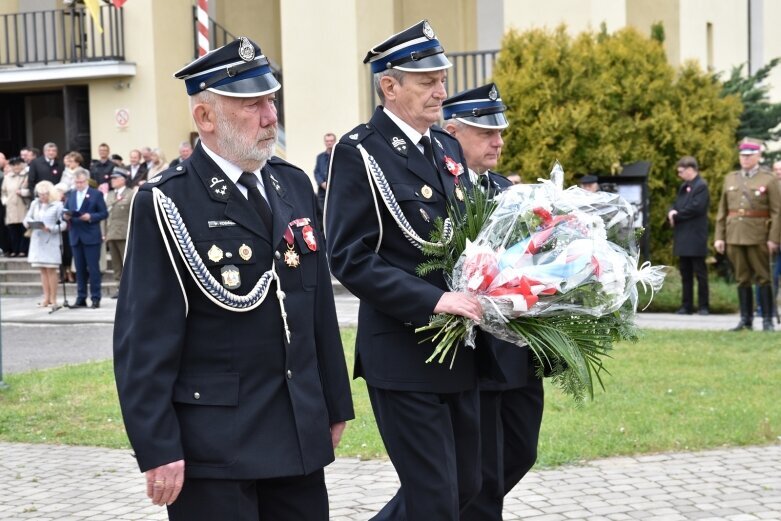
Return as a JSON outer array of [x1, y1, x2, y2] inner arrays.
[[396, 0, 476, 53], [87, 0, 193, 161], [279, 0, 367, 178], [763, 0, 781, 103], [0, 0, 18, 15], [216, 0, 282, 66], [503, 0, 627, 34], [626, 0, 679, 66], [678, 0, 748, 75]]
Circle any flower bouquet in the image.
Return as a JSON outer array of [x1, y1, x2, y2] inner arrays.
[[417, 164, 665, 401]]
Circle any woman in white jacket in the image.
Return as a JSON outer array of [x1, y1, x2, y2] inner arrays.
[[23, 181, 67, 310]]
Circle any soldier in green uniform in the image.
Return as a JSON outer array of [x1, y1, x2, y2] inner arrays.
[[714, 138, 781, 331]]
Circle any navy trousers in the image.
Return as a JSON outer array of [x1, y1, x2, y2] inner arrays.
[[71, 242, 102, 302]]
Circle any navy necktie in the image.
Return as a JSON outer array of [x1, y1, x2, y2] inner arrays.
[[419, 136, 436, 168], [237, 172, 273, 232]]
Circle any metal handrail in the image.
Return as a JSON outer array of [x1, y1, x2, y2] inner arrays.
[[0, 4, 124, 67]]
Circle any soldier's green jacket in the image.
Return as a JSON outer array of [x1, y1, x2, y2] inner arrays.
[[715, 168, 781, 245]]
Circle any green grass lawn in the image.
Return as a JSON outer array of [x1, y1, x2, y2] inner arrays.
[[639, 267, 740, 313], [0, 328, 778, 468]]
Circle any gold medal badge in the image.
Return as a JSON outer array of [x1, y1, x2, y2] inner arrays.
[[208, 244, 224, 263], [238, 243, 252, 261], [284, 245, 300, 268]]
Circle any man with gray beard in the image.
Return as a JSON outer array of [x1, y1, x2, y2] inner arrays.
[[113, 37, 353, 521]]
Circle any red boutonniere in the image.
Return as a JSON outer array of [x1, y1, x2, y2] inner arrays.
[[443, 155, 464, 183], [686, 186, 691, 193]]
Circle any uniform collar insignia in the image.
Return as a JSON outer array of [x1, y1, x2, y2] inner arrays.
[[349, 133, 359, 140], [392, 136, 407, 153], [433, 136, 444, 150]]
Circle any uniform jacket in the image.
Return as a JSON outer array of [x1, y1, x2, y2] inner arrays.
[[27, 156, 64, 194], [715, 168, 781, 245], [475, 171, 531, 391], [104, 187, 136, 241], [670, 174, 710, 257], [113, 144, 354, 480], [89, 159, 114, 186], [127, 163, 148, 188], [64, 187, 108, 246], [326, 107, 485, 394]]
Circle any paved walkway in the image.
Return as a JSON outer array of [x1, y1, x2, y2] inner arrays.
[[0, 442, 779, 520], [1, 294, 779, 520]]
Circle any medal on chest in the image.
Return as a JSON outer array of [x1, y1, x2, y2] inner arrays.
[[283, 226, 300, 268]]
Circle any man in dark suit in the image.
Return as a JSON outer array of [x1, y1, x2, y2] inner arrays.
[[113, 37, 354, 521], [63, 170, 108, 308], [168, 141, 193, 169], [444, 84, 545, 521], [326, 20, 485, 521], [126, 149, 148, 188], [89, 143, 115, 189], [668, 156, 710, 315], [27, 142, 64, 195]]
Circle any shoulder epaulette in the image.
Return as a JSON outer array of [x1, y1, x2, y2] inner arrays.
[[140, 165, 187, 191], [268, 156, 306, 174], [340, 123, 374, 145]]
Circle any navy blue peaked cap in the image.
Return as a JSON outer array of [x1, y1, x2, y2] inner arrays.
[[442, 83, 508, 129], [364, 20, 452, 74], [174, 37, 280, 97]]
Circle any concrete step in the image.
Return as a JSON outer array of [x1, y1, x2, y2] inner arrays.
[[0, 280, 119, 297]]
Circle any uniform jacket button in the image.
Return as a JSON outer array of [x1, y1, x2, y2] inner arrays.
[[193, 392, 200, 400], [275, 251, 281, 260], [286, 369, 292, 380]]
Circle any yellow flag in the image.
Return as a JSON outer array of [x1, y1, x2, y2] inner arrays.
[[83, 0, 104, 34]]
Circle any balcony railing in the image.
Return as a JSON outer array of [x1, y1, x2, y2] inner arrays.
[[369, 49, 500, 109], [0, 4, 124, 67], [191, 7, 285, 131]]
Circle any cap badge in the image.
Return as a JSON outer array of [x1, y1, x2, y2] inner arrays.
[[220, 265, 241, 290], [239, 243, 253, 261], [392, 137, 407, 152], [349, 133, 359, 140], [208, 244, 224, 263], [489, 85, 498, 101], [238, 37, 255, 62], [422, 21, 435, 40], [421, 185, 433, 199]]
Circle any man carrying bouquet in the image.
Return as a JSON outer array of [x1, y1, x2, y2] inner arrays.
[[326, 20, 488, 520], [444, 84, 545, 520]]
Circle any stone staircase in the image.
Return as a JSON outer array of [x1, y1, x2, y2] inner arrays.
[[0, 256, 118, 297]]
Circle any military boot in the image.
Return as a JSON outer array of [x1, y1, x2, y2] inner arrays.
[[730, 286, 753, 331], [759, 285, 775, 332]]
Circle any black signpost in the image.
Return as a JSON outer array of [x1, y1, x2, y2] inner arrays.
[[594, 161, 651, 262]]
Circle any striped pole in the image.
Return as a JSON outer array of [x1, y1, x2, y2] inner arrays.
[[196, 0, 210, 56]]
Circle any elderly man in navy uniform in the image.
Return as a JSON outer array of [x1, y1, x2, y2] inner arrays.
[[444, 84, 545, 520], [326, 20, 486, 521], [113, 37, 354, 521], [715, 138, 781, 332]]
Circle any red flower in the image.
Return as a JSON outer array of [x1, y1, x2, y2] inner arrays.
[[443, 155, 463, 177], [533, 207, 552, 224]]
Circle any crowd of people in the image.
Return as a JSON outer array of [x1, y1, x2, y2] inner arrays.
[[0, 140, 194, 310]]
